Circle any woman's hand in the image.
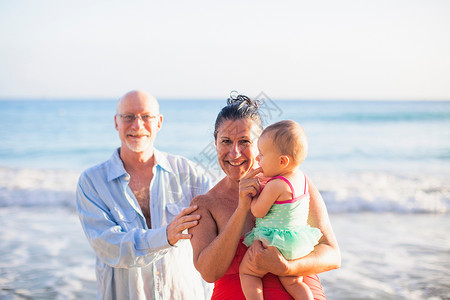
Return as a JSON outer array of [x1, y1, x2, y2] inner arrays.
[[247, 240, 289, 276], [238, 167, 263, 211]]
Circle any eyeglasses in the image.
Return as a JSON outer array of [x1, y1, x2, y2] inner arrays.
[[117, 114, 158, 123]]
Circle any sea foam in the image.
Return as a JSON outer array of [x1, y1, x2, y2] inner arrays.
[[0, 167, 79, 207], [311, 171, 450, 214], [2, 167, 449, 213]]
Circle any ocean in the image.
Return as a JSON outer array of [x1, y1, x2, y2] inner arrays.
[[0, 98, 449, 299]]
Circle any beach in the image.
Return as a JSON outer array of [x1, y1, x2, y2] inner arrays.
[[321, 213, 450, 300], [0, 99, 449, 299], [0, 207, 448, 299]]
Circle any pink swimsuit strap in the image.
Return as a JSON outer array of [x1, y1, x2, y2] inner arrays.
[[265, 175, 308, 204]]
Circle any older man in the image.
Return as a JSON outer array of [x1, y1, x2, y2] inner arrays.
[[76, 90, 212, 299]]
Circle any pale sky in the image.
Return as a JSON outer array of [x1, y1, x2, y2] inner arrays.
[[1, 0, 449, 100]]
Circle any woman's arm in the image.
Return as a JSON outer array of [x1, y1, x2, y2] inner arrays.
[[189, 169, 262, 282], [189, 193, 249, 282], [247, 176, 341, 276]]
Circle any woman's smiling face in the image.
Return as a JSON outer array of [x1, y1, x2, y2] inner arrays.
[[215, 118, 260, 181]]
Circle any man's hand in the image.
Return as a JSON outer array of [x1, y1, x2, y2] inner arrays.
[[247, 240, 289, 276], [166, 205, 201, 246]]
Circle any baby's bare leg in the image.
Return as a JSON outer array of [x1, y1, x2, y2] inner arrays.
[[279, 276, 314, 300], [239, 249, 267, 300]]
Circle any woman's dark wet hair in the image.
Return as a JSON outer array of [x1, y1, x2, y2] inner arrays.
[[214, 92, 263, 140]]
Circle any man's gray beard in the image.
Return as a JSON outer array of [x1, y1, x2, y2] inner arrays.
[[125, 139, 151, 153]]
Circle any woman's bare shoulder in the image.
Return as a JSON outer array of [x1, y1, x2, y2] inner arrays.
[[191, 191, 214, 207], [190, 182, 222, 208], [191, 179, 230, 209]]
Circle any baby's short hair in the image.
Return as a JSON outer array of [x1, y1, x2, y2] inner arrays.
[[262, 120, 308, 166]]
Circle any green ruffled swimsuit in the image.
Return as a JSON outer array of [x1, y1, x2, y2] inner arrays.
[[243, 175, 322, 260]]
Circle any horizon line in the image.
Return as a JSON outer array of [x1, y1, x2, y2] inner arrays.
[[1, 97, 449, 102]]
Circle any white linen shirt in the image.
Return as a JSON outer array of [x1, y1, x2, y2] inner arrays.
[[76, 148, 213, 300]]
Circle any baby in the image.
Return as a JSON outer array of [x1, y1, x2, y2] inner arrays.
[[239, 120, 322, 300]]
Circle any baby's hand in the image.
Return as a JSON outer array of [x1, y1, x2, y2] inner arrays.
[[256, 172, 270, 190]]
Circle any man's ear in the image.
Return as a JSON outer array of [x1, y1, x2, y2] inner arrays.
[[280, 155, 290, 168], [156, 114, 163, 131], [114, 115, 119, 131]]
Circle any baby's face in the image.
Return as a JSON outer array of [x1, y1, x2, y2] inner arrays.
[[256, 134, 282, 178]]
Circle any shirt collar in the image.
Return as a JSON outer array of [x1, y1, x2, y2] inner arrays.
[[153, 148, 175, 174], [106, 148, 174, 182], [107, 148, 127, 182]]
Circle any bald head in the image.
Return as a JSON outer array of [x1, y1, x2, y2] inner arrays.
[[116, 90, 159, 115]]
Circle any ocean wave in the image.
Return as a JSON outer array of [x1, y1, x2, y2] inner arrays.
[[0, 168, 80, 207], [1, 167, 449, 213], [310, 171, 450, 214]]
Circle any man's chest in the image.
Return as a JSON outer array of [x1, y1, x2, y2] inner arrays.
[[128, 178, 152, 225]]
